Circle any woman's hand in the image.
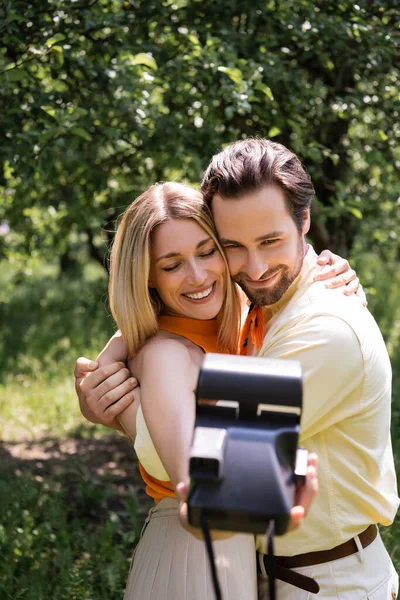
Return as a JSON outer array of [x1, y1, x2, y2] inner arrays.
[[287, 452, 318, 532], [315, 249, 367, 306], [176, 453, 318, 539], [176, 482, 236, 541]]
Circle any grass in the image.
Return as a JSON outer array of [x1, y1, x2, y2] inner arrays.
[[0, 430, 150, 600], [0, 256, 399, 598], [0, 258, 152, 599]]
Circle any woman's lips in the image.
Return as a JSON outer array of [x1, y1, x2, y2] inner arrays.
[[182, 282, 216, 302]]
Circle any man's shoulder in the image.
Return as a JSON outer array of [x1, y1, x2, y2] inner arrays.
[[270, 280, 390, 369], [283, 279, 371, 329]]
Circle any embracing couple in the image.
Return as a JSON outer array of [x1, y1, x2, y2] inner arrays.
[[75, 138, 399, 599]]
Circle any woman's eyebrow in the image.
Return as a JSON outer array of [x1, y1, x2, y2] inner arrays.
[[155, 237, 212, 263]]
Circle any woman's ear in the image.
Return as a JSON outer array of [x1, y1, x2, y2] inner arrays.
[[148, 280, 156, 289]]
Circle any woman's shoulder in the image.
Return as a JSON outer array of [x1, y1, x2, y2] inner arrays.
[[134, 331, 203, 376]]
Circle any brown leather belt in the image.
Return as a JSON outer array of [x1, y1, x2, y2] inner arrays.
[[258, 524, 378, 594]]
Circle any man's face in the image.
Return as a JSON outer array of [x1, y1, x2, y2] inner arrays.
[[211, 185, 310, 306]]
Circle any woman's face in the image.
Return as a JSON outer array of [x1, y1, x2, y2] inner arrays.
[[149, 218, 227, 320]]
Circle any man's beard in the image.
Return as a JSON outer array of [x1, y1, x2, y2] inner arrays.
[[234, 240, 304, 307]]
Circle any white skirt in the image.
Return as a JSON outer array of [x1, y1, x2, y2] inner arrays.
[[124, 497, 257, 600]]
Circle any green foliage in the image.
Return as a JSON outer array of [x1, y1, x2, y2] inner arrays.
[[0, 2, 399, 595], [0, 431, 147, 599], [0, 255, 399, 595], [0, 259, 113, 383], [0, 0, 399, 266]]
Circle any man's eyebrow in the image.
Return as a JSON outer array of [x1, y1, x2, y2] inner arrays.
[[155, 237, 212, 263], [219, 231, 284, 245], [255, 231, 284, 242]]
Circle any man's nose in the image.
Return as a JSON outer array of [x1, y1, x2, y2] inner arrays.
[[245, 252, 268, 281]]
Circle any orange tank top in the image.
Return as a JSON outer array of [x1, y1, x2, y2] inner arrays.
[[138, 315, 223, 504]]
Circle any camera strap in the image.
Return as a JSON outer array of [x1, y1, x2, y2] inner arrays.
[[200, 512, 277, 600], [200, 511, 222, 600], [265, 521, 277, 600]]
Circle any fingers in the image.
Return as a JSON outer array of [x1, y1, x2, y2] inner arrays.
[[355, 286, 368, 307], [342, 275, 360, 295], [315, 249, 333, 266], [176, 482, 189, 503], [74, 356, 98, 378], [314, 259, 351, 283], [77, 362, 138, 425], [104, 391, 137, 423], [290, 453, 318, 532], [307, 452, 318, 469], [325, 268, 357, 289], [79, 361, 128, 391], [92, 368, 136, 410], [298, 456, 319, 513], [97, 379, 138, 421], [289, 506, 305, 532]]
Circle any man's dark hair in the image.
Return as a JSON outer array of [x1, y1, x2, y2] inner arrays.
[[201, 138, 314, 232]]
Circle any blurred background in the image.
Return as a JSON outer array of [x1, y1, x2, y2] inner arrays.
[[0, 1, 399, 598]]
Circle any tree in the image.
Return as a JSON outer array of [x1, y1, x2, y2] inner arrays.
[[1, 0, 399, 270]]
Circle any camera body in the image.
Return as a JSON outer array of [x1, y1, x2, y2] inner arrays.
[[187, 353, 303, 536]]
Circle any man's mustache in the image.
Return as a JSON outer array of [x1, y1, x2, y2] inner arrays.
[[233, 266, 284, 283]]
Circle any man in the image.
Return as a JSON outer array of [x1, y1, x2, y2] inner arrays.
[[75, 139, 398, 598]]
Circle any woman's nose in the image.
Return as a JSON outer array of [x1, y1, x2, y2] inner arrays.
[[186, 261, 207, 286]]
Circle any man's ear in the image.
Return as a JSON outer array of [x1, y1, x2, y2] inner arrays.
[[302, 208, 311, 236]]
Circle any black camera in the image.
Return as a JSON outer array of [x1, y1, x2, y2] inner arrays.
[[187, 353, 303, 536]]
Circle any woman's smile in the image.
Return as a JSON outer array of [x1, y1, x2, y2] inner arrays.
[[150, 219, 226, 320], [182, 282, 216, 302]]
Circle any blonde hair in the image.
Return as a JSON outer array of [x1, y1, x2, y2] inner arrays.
[[109, 182, 241, 357]]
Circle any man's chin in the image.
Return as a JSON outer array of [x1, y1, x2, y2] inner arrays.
[[238, 282, 284, 306]]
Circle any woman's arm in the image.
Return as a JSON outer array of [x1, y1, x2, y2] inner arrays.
[[136, 338, 199, 490], [315, 249, 367, 305], [96, 331, 128, 365], [95, 333, 141, 440], [74, 332, 137, 431]]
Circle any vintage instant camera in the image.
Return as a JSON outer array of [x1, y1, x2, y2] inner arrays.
[[187, 353, 304, 536]]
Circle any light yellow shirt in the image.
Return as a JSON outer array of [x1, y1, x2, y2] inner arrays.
[[256, 246, 399, 555]]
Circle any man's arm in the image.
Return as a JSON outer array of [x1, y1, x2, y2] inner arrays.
[[260, 314, 364, 441], [74, 332, 137, 430]]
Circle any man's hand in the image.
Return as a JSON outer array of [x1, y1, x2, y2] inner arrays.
[[314, 249, 367, 306], [176, 453, 318, 539], [74, 357, 137, 430]]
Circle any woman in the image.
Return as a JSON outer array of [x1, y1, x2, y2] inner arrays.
[[90, 181, 355, 600], [97, 181, 258, 598]]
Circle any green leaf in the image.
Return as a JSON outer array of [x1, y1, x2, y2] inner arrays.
[[3, 161, 14, 180], [268, 126, 281, 138], [51, 46, 64, 65], [254, 82, 274, 101], [218, 66, 243, 84], [130, 53, 157, 70], [41, 106, 57, 118], [378, 130, 388, 141], [71, 127, 92, 142], [188, 34, 200, 45], [45, 33, 66, 47], [5, 69, 25, 82], [348, 207, 363, 219]]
